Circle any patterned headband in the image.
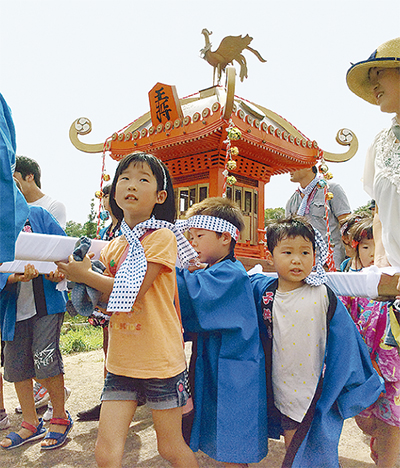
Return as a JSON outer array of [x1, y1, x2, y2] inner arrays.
[[175, 215, 240, 241], [159, 161, 167, 191]]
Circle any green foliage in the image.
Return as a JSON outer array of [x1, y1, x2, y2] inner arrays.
[[61, 311, 103, 354], [65, 198, 102, 238], [264, 207, 285, 224], [354, 203, 373, 215]]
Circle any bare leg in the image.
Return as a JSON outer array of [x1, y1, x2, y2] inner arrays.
[[355, 414, 377, 436], [0, 373, 5, 410], [0, 378, 39, 448], [38, 373, 68, 447], [375, 418, 400, 468], [356, 415, 400, 467], [152, 407, 198, 468], [103, 327, 109, 379], [283, 429, 297, 450], [95, 400, 137, 468]]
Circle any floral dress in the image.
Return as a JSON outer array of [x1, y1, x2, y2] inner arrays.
[[340, 295, 400, 427]]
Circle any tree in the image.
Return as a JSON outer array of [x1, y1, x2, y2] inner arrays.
[[65, 199, 103, 238], [264, 207, 285, 225]]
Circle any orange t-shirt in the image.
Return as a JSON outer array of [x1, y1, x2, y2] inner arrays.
[[100, 228, 186, 379]]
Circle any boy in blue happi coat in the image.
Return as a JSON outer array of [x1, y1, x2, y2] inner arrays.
[[250, 215, 384, 468], [176, 197, 268, 467]]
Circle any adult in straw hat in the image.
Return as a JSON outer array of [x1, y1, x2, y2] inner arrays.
[[347, 37, 400, 268], [347, 37, 400, 468]]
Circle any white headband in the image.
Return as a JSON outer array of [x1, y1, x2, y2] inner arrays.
[[176, 215, 240, 241]]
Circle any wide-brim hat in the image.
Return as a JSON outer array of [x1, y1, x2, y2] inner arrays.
[[346, 37, 400, 105]]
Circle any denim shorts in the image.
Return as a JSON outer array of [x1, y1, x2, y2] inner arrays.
[[101, 369, 189, 410]]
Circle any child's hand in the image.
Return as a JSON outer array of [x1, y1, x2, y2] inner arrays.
[[45, 270, 65, 283], [8, 264, 39, 284], [187, 258, 207, 272], [56, 254, 93, 283]]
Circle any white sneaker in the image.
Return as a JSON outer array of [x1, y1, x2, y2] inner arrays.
[[0, 413, 10, 430], [43, 387, 72, 421], [15, 382, 50, 413]]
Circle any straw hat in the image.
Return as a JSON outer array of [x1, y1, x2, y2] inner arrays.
[[346, 37, 400, 104]]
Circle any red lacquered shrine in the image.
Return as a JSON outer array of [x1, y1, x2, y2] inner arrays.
[[70, 67, 357, 268]]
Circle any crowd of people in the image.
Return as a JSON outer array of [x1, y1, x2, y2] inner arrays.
[[0, 36, 399, 467]]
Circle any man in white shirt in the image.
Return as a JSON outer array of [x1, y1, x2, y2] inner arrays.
[[14, 156, 66, 229]]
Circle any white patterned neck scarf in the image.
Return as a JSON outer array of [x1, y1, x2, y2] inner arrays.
[[175, 215, 240, 241], [107, 218, 197, 312], [305, 228, 328, 286], [297, 175, 321, 216]]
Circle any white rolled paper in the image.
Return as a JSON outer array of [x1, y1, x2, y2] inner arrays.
[[0, 232, 108, 274]]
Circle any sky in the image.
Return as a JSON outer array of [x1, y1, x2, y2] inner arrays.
[[1, 0, 399, 224]]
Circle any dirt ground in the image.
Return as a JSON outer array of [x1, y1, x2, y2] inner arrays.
[[0, 348, 397, 468]]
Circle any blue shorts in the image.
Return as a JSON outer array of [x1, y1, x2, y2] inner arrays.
[[101, 369, 189, 410]]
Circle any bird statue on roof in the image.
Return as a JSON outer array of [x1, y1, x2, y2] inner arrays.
[[200, 29, 267, 85]]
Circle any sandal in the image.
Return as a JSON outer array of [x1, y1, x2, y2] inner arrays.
[[1, 419, 46, 450], [41, 411, 73, 450], [370, 437, 378, 464]]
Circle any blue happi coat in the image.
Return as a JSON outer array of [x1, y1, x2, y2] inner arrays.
[[0, 93, 28, 262], [176, 257, 268, 464], [250, 273, 384, 468]]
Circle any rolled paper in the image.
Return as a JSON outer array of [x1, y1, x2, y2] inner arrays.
[[0, 232, 107, 274]]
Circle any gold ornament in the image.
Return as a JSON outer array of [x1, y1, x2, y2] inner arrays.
[[227, 127, 242, 140], [227, 159, 237, 170], [227, 175, 237, 186], [319, 163, 329, 174], [326, 192, 334, 200], [324, 172, 333, 180], [230, 146, 239, 156], [95, 190, 103, 199], [103, 173, 111, 182]]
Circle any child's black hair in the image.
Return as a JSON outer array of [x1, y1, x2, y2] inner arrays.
[[15, 155, 42, 188], [266, 214, 315, 253], [109, 152, 176, 224]]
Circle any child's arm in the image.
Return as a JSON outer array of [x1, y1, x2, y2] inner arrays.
[[56, 254, 114, 297], [136, 262, 163, 302]]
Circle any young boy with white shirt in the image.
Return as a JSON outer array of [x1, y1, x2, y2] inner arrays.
[[250, 215, 383, 468]]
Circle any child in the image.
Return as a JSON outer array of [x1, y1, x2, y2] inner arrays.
[[57, 153, 199, 468], [339, 212, 370, 271], [341, 216, 375, 272], [98, 183, 121, 241], [0, 204, 72, 450], [250, 215, 383, 468], [339, 217, 400, 467], [176, 197, 268, 467]]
